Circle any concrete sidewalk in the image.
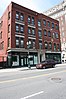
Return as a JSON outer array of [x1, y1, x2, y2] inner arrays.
[[0, 67, 36, 73], [0, 63, 66, 73], [55, 63, 66, 67]]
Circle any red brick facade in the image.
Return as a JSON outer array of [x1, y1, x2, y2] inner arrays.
[[0, 2, 61, 67]]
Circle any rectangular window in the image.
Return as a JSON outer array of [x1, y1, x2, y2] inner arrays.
[[27, 40, 32, 49], [56, 24, 59, 30], [20, 13, 24, 21], [32, 17, 35, 25], [48, 21, 50, 27], [16, 11, 19, 20], [52, 23, 54, 28], [8, 12, 10, 20], [16, 38, 19, 48], [38, 30, 42, 37], [38, 20, 41, 27], [1, 41, 4, 50], [43, 20, 46, 26], [0, 31, 2, 39], [33, 40, 35, 49], [28, 27, 31, 34], [39, 41, 42, 49], [20, 25, 24, 33], [32, 28, 35, 35], [16, 24, 19, 32], [8, 24, 10, 33], [28, 16, 31, 24], [8, 38, 10, 47], [20, 38, 24, 48]]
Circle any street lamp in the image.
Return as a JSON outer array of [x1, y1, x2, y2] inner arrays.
[[27, 41, 31, 69]]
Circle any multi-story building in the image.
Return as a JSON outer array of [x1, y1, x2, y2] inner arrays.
[[0, 2, 61, 67], [43, 0, 66, 63]]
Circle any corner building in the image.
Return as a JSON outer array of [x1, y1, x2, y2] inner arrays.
[[0, 2, 61, 67]]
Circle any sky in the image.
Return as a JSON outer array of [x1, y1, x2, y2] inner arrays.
[[0, 0, 63, 17]]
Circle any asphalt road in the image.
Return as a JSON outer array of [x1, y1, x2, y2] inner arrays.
[[0, 65, 66, 99]]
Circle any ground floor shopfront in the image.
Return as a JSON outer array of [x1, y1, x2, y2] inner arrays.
[[7, 49, 61, 68]]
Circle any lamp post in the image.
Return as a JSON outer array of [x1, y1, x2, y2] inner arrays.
[[27, 41, 31, 69]]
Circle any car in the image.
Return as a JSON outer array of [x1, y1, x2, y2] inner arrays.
[[36, 59, 56, 69]]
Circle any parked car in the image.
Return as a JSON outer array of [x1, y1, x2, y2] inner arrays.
[[36, 59, 57, 69]]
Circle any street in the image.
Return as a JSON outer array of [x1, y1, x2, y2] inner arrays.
[[0, 65, 66, 99]]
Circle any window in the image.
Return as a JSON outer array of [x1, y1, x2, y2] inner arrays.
[[48, 31, 51, 37], [8, 24, 10, 33], [57, 44, 60, 51], [16, 12, 19, 20], [49, 42, 52, 50], [27, 40, 32, 49], [1, 41, 4, 50], [56, 24, 59, 30], [43, 20, 46, 26], [16, 24, 19, 32], [44, 29, 47, 36], [0, 32, 2, 39], [52, 23, 54, 28], [32, 17, 35, 25], [20, 13, 24, 21], [39, 41, 42, 49], [0, 21, 3, 28], [48, 21, 50, 27], [8, 38, 10, 47], [44, 42, 48, 50], [32, 28, 35, 35], [55, 33, 59, 39], [20, 25, 24, 33], [16, 38, 19, 48], [53, 33, 55, 38], [62, 32, 64, 37], [28, 27, 31, 34], [28, 16, 31, 24], [38, 20, 41, 27], [33, 40, 35, 49], [20, 38, 24, 48], [8, 12, 10, 20], [54, 43, 56, 51], [38, 30, 42, 38]]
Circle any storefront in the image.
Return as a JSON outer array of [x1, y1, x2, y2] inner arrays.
[[7, 51, 38, 67], [45, 52, 61, 63]]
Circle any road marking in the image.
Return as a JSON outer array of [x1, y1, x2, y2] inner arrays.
[[0, 70, 66, 84], [20, 91, 44, 99]]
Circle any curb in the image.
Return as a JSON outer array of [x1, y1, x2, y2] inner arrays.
[[0, 67, 36, 73]]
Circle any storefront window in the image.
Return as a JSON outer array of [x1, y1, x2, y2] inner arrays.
[[34, 55, 38, 64]]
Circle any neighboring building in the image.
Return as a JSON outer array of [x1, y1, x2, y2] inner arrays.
[[0, 2, 61, 67], [43, 0, 66, 63]]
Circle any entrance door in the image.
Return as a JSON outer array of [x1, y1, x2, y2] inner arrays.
[[21, 57, 28, 67]]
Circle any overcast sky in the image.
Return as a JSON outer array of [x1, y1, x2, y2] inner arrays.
[[0, 0, 63, 17]]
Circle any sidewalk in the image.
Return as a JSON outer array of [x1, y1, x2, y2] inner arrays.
[[0, 67, 36, 73], [55, 63, 66, 67]]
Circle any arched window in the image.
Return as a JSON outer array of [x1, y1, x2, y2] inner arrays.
[[44, 42, 48, 50], [54, 43, 56, 51], [49, 42, 52, 50]]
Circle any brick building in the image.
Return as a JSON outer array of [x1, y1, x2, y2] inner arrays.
[[43, 0, 66, 63], [0, 2, 61, 67]]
